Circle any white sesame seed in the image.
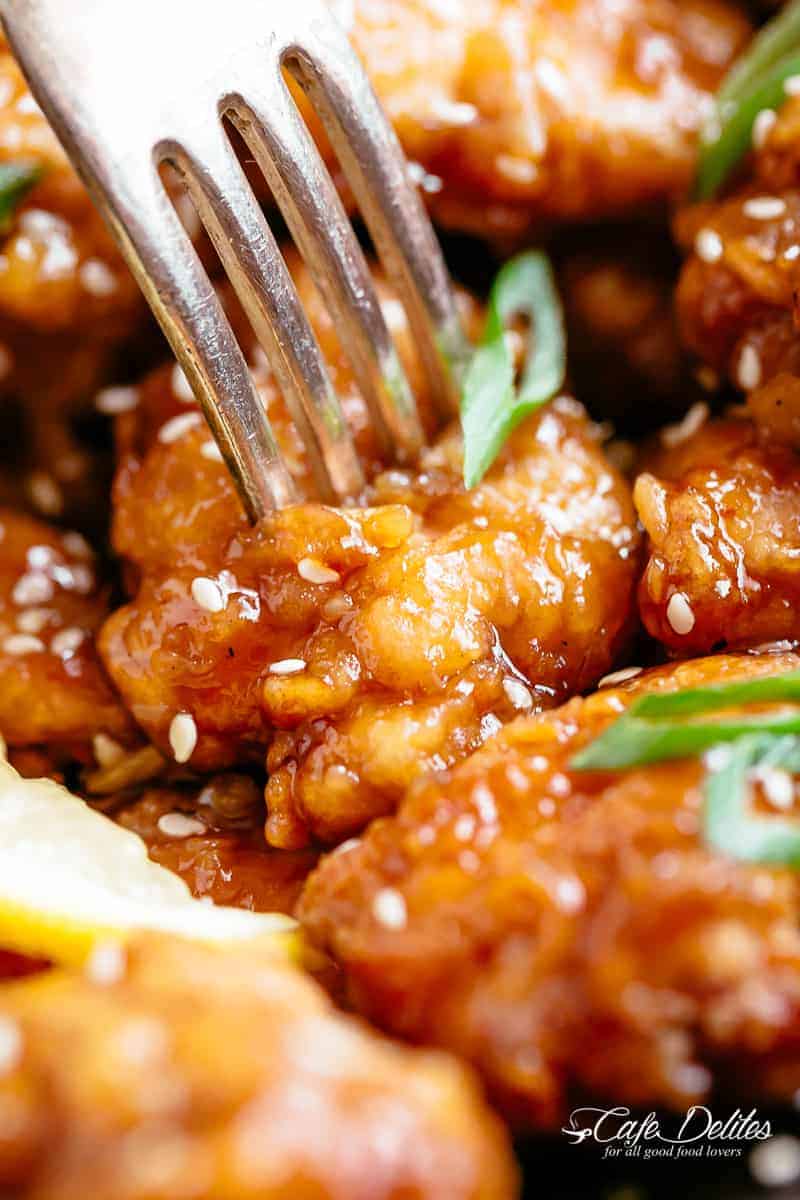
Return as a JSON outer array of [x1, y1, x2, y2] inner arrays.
[[372, 887, 407, 930], [750, 1136, 800, 1189], [158, 412, 202, 444], [26, 545, 53, 570], [785, 75, 800, 96], [95, 385, 139, 415], [750, 765, 795, 811], [598, 665, 644, 688], [64, 563, 93, 595], [92, 732, 125, 768], [736, 343, 762, 391], [12, 572, 53, 606], [660, 402, 710, 448], [2, 634, 44, 655], [85, 941, 126, 986], [268, 658, 307, 676], [297, 557, 341, 585], [157, 811, 206, 838], [191, 576, 225, 613], [50, 626, 84, 657], [27, 471, 62, 516], [786, 244, 800, 261], [666, 593, 696, 636], [171, 363, 195, 402], [200, 440, 224, 462], [79, 258, 117, 297], [16, 608, 49, 634], [428, 97, 479, 126], [168, 712, 197, 764], [322, 593, 353, 621], [0, 1015, 22, 1075], [752, 108, 777, 150], [742, 196, 786, 220], [61, 531, 92, 559], [694, 227, 723, 263], [503, 677, 534, 711]]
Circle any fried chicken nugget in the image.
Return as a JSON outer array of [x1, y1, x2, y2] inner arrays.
[[0, 508, 129, 752], [0, 935, 517, 1199], [634, 410, 800, 655], [99, 258, 639, 847], [299, 652, 800, 1128]]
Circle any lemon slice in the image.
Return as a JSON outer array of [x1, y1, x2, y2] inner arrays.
[[0, 759, 297, 965]]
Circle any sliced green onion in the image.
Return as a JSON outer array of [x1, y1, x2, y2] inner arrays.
[[704, 732, 800, 865], [0, 162, 41, 234], [696, 51, 800, 200], [460, 250, 566, 488], [633, 669, 800, 719], [717, 0, 800, 111], [571, 708, 800, 771]]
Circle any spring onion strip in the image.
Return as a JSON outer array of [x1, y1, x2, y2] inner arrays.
[[704, 733, 800, 866]]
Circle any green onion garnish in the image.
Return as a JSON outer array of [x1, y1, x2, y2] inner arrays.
[[0, 162, 41, 234], [571, 669, 800, 771], [696, 0, 800, 199], [705, 733, 800, 865], [460, 250, 566, 488]]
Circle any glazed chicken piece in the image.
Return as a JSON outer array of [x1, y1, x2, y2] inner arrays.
[[337, 0, 750, 239], [675, 92, 800, 403], [114, 780, 320, 913], [100, 257, 640, 848], [0, 935, 517, 1199], [0, 508, 129, 753], [299, 651, 800, 1129], [634, 407, 800, 655]]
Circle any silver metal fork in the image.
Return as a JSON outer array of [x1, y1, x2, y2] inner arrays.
[[0, 0, 470, 520]]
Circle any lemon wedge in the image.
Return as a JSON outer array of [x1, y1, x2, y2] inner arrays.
[[0, 758, 297, 965]]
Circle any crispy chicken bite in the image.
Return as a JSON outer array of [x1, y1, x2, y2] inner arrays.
[[299, 651, 800, 1129], [100, 258, 640, 848], [635, 409, 800, 655], [0, 935, 517, 1199], [337, 0, 750, 239], [0, 508, 129, 753]]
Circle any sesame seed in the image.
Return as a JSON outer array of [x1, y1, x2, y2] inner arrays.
[[503, 678, 534, 711], [297, 557, 340, 585], [372, 887, 407, 930], [93, 732, 125, 768], [26, 545, 53, 570], [2, 634, 44, 655], [12, 572, 53, 606], [171, 363, 195, 402], [786, 244, 800, 261], [85, 941, 126, 986], [598, 666, 644, 688], [742, 196, 786, 220], [27, 471, 62, 516], [268, 658, 306, 676], [785, 75, 800, 96], [322, 594, 353, 621], [0, 1015, 22, 1075], [428, 97, 479, 126], [61, 531, 92, 559], [736, 344, 762, 391], [95, 385, 139, 415], [750, 765, 794, 811], [158, 412, 202, 444], [660, 402, 710, 448], [694, 228, 723, 263], [191, 576, 225, 613], [752, 108, 777, 149], [16, 608, 49, 634], [168, 712, 197, 764], [50, 627, 84, 657], [495, 154, 537, 184], [79, 258, 117, 297], [750, 1136, 800, 1189], [666, 593, 696, 636], [200, 440, 224, 462], [157, 811, 206, 838]]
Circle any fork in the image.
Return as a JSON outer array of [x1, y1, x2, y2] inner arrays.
[[0, 0, 470, 520]]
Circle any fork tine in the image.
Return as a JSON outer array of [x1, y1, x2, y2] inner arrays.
[[93, 168, 297, 520], [286, 13, 473, 420], [224, 74, 424, 463], [163, 126, 365, 504]]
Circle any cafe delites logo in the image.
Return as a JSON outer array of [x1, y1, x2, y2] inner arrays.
[[562, 1105, 772, 1161]]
